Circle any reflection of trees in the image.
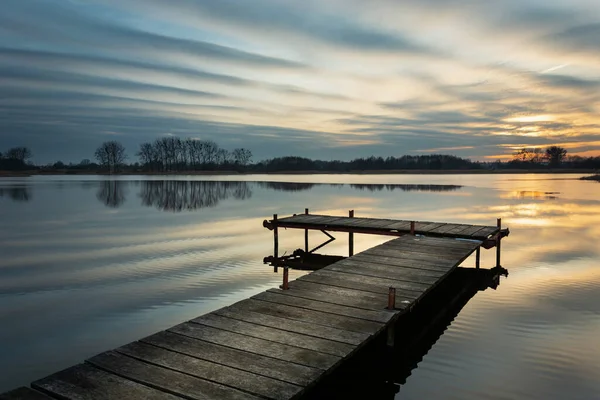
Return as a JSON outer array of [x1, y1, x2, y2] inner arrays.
[[96, 181, 126, 208], [350, 184, 463, 192], [0, 186, 32, 202], [140, 181, 252, 212], [256, 182, 317, 192]]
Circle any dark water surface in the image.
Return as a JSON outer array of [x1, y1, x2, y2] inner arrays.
[[0, 174, 598, 399]]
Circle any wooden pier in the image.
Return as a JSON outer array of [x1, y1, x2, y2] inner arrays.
[[1, 212, 508, 400]]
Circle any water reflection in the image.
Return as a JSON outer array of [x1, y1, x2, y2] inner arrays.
[[96, 181, 126, 208], [139, 181, 252, 212], [350, 184, 462, 192], [0, 186, 31, 202], [307, 266, 508, 399]]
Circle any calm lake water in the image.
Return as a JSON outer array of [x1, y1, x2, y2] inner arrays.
[[0, 174, 599, 399]]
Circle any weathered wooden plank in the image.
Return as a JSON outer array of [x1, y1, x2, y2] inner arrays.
[[227, 298, 381, 335], [253, 291, 392, 325], [0, 388, 53, 400], [382, 239, 480, 253], [191, 313, 355, 357], [88, 351, 259, 400], [383, 221, 412, 231], [361, 248, 469, 264], [287, 280, 417, 303], [365, 245, 472, 259], [327, 261, 443, 284], [169, 322, 340, 370], [295, 268, 426, 293], [214, 302, 368, 345], [350, 253, 452, 272], [470, 226, 499, 239], [301, 270, 423, 299], [453, 225, 489, 236], [32, 363, 180, 400], [334, 258, 445, 280], [319, 264, 434, 290], [142, 331, 320, 387], [415, 222, 446, 232], [426, 224, 465, 235], [390, 235, 481, 249], [116, 341, 301, 400], [270, 284, 398, 313]]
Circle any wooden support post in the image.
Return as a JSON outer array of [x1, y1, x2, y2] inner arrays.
[[387, 287, 396, 310], [281, 267, 289, 290], [410, 221, 415, 235], [304, 208, 309, 252], [273, 214, 278, 273], [386, 324, 396, 348], [496, 218, 502, 268], [349, 210, 354, 256], [476, 247, 481, 269]]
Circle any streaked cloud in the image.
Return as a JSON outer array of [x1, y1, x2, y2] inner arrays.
[[0, 0, 599, 162]]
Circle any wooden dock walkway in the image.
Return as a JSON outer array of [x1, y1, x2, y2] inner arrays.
[[2, 214, 505, 400]]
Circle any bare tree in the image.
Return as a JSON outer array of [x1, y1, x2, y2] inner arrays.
[[232, 148, 252, 166], [6, 147, 32, 163], [95, 141, 127, 173], [545, 146, 567, 167]]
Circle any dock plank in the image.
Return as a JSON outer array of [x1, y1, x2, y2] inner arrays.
[[191, 313, 355, 357], [301, 270, 423, 299], [88, 351, 260, 400], [230, 298, 382, 335], [32, 363, 181, 400], [214, 302, 369, 345], [169, 322, 341, 370], [143, 331, 320, 386], [253, 291, 391, 325], [269, 285, 397, 313], [116, 341, 301, 400], [327, 261, 443, 284], [350, 253, 451, 272]]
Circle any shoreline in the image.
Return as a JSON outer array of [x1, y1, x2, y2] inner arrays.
[[0, 169, 597, 177]]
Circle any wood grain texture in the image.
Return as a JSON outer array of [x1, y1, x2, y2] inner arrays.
[[115, 341, 302, 400], [142, 331, 321, 386], [87, 351, 260, 400], [0, 388, 53, 400], [32, 363, 181, 400]]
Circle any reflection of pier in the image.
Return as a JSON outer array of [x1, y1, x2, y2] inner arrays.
[[3, 210, 509, 400]]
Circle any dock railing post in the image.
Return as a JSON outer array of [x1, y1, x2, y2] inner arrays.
[[476, 247, 481, 269], [410, 221, 415, 235], [496, 218, 502, 268], [304, 208, 309, 252], [273, 214, 278, 273], [349, 210, 354, 256]]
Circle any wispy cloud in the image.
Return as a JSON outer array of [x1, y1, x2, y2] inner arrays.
[[0, 0, 599, 162]]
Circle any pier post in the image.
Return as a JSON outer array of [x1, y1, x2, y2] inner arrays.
[[476, 247, 481, 269], [304, 208, 309, 252], [281, 267, 289, 290], [496, 218, 502, 268], [349, 210, 354, 256], [387, 287, 396, 310], [410, 221, 415, 235], [273, 214, 278, 273]]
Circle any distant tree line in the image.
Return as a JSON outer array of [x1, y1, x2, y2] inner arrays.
[[4, 141, 600, 173], [0, 147, 32, 170], [135, 137, 252, 172], [253, 154, 481, 172]]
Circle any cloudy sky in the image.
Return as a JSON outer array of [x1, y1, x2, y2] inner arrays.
[[1, 0, 599, 163]]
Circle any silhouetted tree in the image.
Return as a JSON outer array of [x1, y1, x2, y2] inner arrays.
[[232, 148, 252, 166], [545, 146, 567, 167], [95, 141, 127, 173]]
